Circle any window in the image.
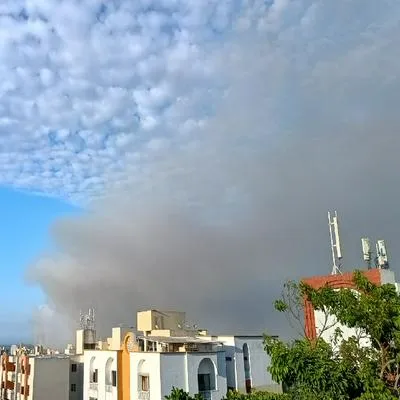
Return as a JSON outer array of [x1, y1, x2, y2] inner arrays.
[[140, 375, 149, 391], [198, 374, 211, 392], [71, 363, 77, 372], [92, 369, 98, 383], [112, 370, 117, 387], [71, 384, 76, 392], [225, 357, 232, 361]]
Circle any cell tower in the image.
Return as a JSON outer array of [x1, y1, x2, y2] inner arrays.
[[79, 308, 96, 330], [328, 211, 343, 275]]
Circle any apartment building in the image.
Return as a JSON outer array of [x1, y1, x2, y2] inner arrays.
[[0, 352, 70, 400]]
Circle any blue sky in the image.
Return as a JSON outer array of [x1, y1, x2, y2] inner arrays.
[[1, 0, 400, 344], [0, 188, 78, 342]]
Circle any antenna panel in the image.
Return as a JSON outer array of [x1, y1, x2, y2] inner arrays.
[[333, 215, 342, 259], [361, 238, 371, 261]]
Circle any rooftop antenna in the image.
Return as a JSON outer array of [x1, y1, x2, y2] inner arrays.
[[376, 239, 389, 269], [328, 211, 343, 275], [79, 308, 96, 330], [361, 238, 372, 269]]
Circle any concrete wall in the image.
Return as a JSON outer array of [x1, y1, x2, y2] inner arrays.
[[31, 358, 70, 400], [160, 353, 187, 395], [212, 336, 278, 393], [137, 310, 186, 334], [232, 337, 275, 392], [83, 350, 118, 400], [131, 352, 162, 400], [70, 355, 84, 400]]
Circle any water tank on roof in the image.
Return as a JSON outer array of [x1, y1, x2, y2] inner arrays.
[[83, 329, 96, 349]]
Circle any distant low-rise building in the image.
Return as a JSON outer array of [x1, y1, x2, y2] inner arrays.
[[0, 352, 70, 400]]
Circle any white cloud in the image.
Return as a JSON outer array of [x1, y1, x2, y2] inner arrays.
[[0, 0, 235, 200]]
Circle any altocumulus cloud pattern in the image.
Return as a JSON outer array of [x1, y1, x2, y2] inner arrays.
[[0, 0, 247, 202]]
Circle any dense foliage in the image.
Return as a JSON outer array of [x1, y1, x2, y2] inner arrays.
[[264, 271, 400, 399], [223, 389, 288, 400], [165, 387, 204, 400], [165, 388, 286, 400]]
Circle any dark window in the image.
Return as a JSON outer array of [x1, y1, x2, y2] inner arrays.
[[71, 384, 76, 392], [198, 374, 211, 391], [71, 364, 77, 372], [112, 370, 117, 387], [140, 375, 149, 391], [225, 357, 232, 361], [92, 369, 98, 383]]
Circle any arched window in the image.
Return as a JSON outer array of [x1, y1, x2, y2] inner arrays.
[[138, 359, 150, 398], [243, 343, 251, 393], [89, 357, 97, 384], [198, 358, 216, 399], [105, 357, 113, 387]]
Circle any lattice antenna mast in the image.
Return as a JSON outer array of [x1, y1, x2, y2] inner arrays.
[[79, 308, 96, 330], [328, 211, 343, 275]]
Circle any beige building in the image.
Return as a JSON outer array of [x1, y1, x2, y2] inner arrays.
[[0, 352, 71, 400]]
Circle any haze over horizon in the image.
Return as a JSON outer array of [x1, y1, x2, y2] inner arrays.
[[0, 0, 400, 346]]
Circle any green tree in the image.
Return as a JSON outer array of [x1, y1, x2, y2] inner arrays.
[[223, 389, 288, 400], [264, 271, 400, 399], [165, 387, 204, 400]]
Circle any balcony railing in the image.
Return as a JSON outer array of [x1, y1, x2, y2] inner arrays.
[[138, 390, 150, 400], [89, 383, 98, 391], [199, 390, 212, 400], [105, 385, 113, 393]]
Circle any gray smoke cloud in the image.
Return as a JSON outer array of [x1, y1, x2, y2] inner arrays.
[[26, 1, 400, 345]]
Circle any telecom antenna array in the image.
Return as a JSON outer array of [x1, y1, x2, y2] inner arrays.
[[376, 239, 389, 269], [361, 238, 390, 270], [361, 237, 372, 269], [328, 211, 343, 275], [79, 308, 96, 330]]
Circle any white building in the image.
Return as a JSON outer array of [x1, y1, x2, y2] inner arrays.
[[81, 309, 280, 400], [211, 336, 278, 393], [83, 350, 118, 400], [129, 336, 226, 400]]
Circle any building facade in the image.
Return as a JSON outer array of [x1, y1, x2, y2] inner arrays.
[[80, 310, 279, 400], [0, 352, 70, 400], [303, 268, 400, 344], [83, 350, 119, 400]]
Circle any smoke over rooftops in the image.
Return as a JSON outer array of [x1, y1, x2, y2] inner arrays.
[[26, 1, 400, 345]]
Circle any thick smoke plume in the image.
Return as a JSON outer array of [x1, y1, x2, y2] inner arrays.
[[27, 1, 400, 345]]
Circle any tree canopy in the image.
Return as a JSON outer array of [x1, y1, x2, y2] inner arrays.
[[264, 271, 400, 399]]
